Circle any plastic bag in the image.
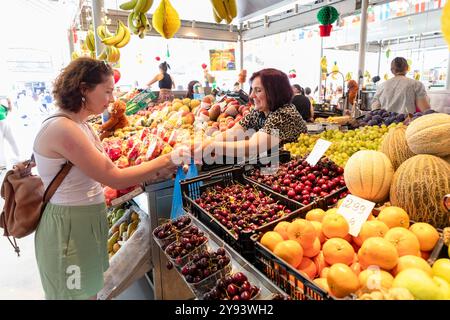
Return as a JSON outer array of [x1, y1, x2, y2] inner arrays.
[[170, 161, 198, 219]]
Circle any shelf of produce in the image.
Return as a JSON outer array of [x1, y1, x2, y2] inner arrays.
[[144, 179, 196, 300], [172, 213, 288, 300]]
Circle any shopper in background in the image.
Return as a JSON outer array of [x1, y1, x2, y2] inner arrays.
[[185, 80, 200, 99], [371, 57, 430, 114], [146, 61, 175, 102], [291, 84, 313, 122], [305, 87, 314, 104], [0, 96, 20, 169], [202, 68, 307, 159], [33, 58, 186, 300]]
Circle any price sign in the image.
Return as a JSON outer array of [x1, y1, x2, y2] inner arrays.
[[305, 139, 332, 166], [337, 195, 376, 237]]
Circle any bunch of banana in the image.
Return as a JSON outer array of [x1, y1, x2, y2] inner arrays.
[[100, 21, 131, 48], [210, 0, 237, 24], [128, 11, 151, 38], [97, 24, 113, 41], [86, 28, 96, 52], [98, 45, 121, 63], [120, 0, 154, 39]]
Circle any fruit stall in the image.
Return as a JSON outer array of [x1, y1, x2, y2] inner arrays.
[[93, 84, 450, 300]]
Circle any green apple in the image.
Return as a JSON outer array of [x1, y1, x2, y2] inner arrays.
[[432, 258, 450, 283], [393, 268, 441, 300]]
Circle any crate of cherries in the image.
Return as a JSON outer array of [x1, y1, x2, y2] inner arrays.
[[152, 215, 192, 250], [165, 225, 208, 269], [181, 247, 232, 295], [194, 184, 293, 238], [202, 272, 261, 300], [247, 157, 347, 206]]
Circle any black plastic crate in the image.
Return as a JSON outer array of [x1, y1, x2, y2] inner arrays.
[[243, 153, 348, 209], [249, 204, 332, 300], [180, 166, 309, 262]]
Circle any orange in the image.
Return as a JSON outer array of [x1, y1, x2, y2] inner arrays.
[[313, 278, 329, 293], [322, 213, 349, 239], [327, 263, 360, 298], [297, 257, 317, 279], [358, 237, 399, 270], [322, 238, 355, 266], [384, 227, 421, 257], [358, 269, 394, 291], [273, 240, 303, 268], [273, 221, 291, 240], [377, 206, 410, 229], [303, 237, 321, 258], [326, 208, 338, 215], [409, 223, 440, 251], [320, 266, 330, 278], [287, 219, 317, 249], [367, 214, 376, 221], [351, 262, 361, 276], [392, 255, 433, 276], [305, 208, 326, 222], [260, 231, 284, 252], [313, 251, 329, 275], [354, 220, 389, 246], [310, 221, 326, 244]]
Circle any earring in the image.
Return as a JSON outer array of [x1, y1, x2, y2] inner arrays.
[[81, 96, 86, 103]]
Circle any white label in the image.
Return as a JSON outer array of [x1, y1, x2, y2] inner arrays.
[[110, 187, 144, 207], [305, 139, 332, 166], [337, 195, 376, 237]]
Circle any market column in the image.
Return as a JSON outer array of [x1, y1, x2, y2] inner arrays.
[[92, 0, 105, 58], [356, 0, 369, 109]]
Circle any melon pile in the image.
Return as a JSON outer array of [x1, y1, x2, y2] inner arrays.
[[379, 113, 450, 229], [259, 205, 443, 299], [344, 114, 450, 228]]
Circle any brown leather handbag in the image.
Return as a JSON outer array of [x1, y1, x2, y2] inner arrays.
[[0, 114, 73, 256]]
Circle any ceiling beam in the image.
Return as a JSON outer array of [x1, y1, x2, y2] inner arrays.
[[240, 0, 357, 41], [78, 9, 240, 42]]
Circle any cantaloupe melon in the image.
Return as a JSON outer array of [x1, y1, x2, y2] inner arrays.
[[390, 154, 450, 229], [405, 113, 450, 157], [344, 150, 394, 203], [380, 125, 415, 170]]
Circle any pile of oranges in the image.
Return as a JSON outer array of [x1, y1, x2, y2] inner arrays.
[[260, 203, 441, 299]]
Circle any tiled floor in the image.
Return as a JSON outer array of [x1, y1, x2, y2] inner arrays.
[[0, 112, 153, 300]]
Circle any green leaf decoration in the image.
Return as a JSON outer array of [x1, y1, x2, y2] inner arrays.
[[317, 6, 339, 25]]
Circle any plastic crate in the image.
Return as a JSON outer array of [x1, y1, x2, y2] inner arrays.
[[249, 203, 332, 300], [180, 166, 308, 261]]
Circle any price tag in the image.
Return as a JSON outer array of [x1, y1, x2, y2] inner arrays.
[[305, 139, 332, 166], [337, 195, 376, 237]]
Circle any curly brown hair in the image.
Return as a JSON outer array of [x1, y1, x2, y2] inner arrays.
[[52, 57, 114, 113]]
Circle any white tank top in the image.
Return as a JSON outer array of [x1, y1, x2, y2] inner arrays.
[[33, 118, 105, 206]]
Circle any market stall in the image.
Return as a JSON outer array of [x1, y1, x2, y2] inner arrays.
[[62, 0, 450, 301]]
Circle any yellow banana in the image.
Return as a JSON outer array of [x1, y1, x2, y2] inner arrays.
[[210, 0, 228, 21], [86, 30, 95, 51], [226, 0, 237, 18], [133, 0, 150, 13], [71, 51, 80, 60], [97, 24, 113, 40], [213, 8, 222, 23], [102, 21, 125, 46], [97, 47, 108, 60], [141, 0, 153, 13], [115, 25, 131, 48]]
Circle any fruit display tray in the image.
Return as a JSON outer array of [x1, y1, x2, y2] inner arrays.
[[183, 213, 289, 300], [243, 154, 348, 209], [180, 166, 307, 262]]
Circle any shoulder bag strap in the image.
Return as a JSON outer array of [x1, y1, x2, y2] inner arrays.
[[43, 161, 73, 204]]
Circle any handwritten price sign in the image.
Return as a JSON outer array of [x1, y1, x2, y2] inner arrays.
[[305, 139, 332, 166], [337, 195, 376, 237]]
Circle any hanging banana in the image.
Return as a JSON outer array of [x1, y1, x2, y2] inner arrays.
[[97, 24, 113, 41], [210, 0, 237, 24], [102, 21, 126, 46], [86, 29, 96, 52], [120, 0, 138, 11]]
